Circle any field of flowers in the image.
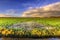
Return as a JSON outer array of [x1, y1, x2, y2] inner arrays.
[[0, 17, 60, 37], [0, 27, 60, 37]]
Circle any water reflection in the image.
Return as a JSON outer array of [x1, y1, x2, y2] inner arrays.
[[0, 38, 60, 40]]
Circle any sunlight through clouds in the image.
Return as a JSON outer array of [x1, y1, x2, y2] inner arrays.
[[22, 2, 60, 17]]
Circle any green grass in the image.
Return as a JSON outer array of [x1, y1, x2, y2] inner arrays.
[[0, 17, 60, 27], [0, 17, 60, 37]]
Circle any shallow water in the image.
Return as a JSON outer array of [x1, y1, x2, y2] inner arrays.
[[0, 38, 60, 40]]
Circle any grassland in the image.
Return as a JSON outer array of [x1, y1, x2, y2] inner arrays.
[[0, 17, 60, 27], [0, 17, 60, 37]]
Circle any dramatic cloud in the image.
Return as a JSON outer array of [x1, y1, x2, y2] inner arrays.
[[22, 2, 60, 17]]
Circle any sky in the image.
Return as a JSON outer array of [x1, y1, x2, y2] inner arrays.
[[0, 0, 60, 17]]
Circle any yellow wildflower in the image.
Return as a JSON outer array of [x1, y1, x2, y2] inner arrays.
[[31, 29, 41, 36], [2, 31, 6, 35], [56, 31, 60, 35]]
